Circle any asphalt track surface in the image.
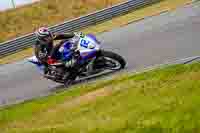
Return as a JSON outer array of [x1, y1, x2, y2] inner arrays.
[[1, 2, 200, 106]]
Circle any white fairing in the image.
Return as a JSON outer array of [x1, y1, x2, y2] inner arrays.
[[77, 35, 101, 54]]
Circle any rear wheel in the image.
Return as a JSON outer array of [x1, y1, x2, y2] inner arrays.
[[100, 50, 126, 70]]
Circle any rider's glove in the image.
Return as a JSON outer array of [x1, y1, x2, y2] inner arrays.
[[74, 32, 84, 38]]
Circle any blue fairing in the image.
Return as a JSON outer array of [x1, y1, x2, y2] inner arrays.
[[52, 34, 99, 63], [86, 34, 100, 44], [81, 50, 97, 60], [54, 41, 73, 61], [62, 41, 73, 61]]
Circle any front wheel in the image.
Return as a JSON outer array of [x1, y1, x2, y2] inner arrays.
[[100, 50, 126, 70]]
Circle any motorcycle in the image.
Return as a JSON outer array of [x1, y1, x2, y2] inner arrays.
[[28, 34, 126, 86]]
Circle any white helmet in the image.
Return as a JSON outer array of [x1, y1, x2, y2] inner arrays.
[[35, 27, 53, 43]]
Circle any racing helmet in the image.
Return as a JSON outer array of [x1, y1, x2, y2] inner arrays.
[[35, 27, 53, 43]]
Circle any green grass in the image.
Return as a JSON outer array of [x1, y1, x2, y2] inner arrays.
[[0, 0, 123, 43], [1, 62, 200, 132]]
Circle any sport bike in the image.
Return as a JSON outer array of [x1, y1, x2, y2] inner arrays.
[[28, 34, 126, 86]]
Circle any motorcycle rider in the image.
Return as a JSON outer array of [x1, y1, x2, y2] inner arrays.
[[34, 27, 83, 74]]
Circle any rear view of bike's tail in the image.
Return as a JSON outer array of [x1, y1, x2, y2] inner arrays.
[[27, 56, 45, 74]]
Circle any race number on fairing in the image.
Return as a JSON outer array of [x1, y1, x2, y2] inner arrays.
[[80, 39, 90, 48]]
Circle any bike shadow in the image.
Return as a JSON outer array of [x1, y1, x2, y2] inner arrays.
[[50, 70, 123, 93]]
